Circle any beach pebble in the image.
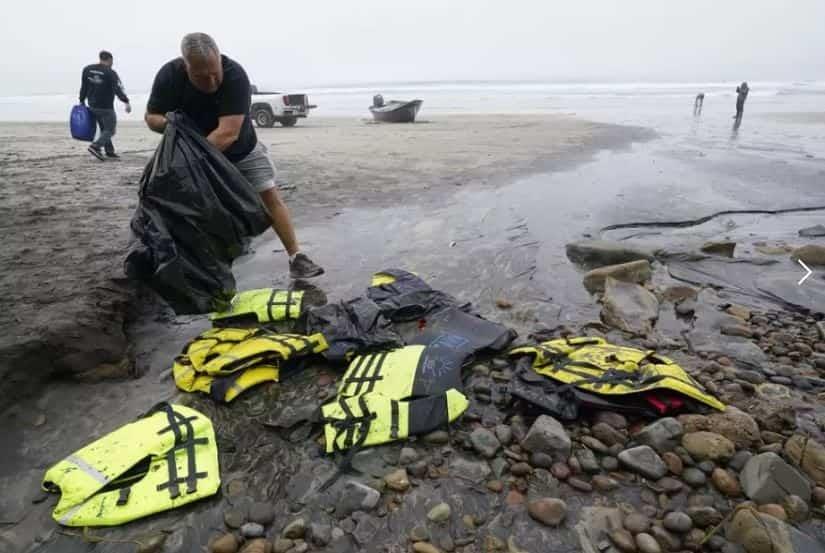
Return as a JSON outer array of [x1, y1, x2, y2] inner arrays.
[[634, 418, 683, 453], [282, 518, 306, 539], [592, 474, 620, 492], [783, 494, 809, 522], [650, 525, 681, 551], [687, 506, 723, 528], [487, 480, 504, 493], [224, 509, 245, 529], [384, 468, 410, 492], [409, 526, 431, 542], [248, 502, 274, 526], [662, 452, 683, 475], [592, 422, 627, 447], [412, 543, 442, 553], [399, 447, 419, 465], [470, 427, 500, 458], [239, 539, 270, 553], [663, 511, 693, 534], [241, 523, 265, 539], [427, 502, 451, 524], [510, 462, 532, 477], [609, 529, 637, 552], [634, 533, 662, 553], [682, 432, 735, 461], [594, 411, 628, 430], [210, 533, 239, 553], [624, 513, 652, 534], [272, 539, 293, 553], [601, 456, 620, 471], [495, 424, 513, 446], [527, 498, 567, 527], [568, 477, 593, 493], [550, 462, 571, 480], [711, 468, 741, 497], [530, 451, 554, 469], [758, 503, 788, 521], [522, 415, 571, 460], [618, 446, 668, 480]]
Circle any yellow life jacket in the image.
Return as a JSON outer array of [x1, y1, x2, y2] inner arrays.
[[509, 336, 724, 411], [210, 289, 304, 325], [42, 403, 220, 527], [321, 389, 469, 454], [320, 345, 469, 455], [173, 328, 328, 402]]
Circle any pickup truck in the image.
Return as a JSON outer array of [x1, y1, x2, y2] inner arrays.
[[250, 85, 314, 128]]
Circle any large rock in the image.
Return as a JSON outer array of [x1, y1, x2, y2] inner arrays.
[[740, 452, 812, 505], [634, 417, 684, 453], [785, 435, 825, 488], [583, 260, 652, 295], [522, 415, 572, 461], [791, 245, 825, 267], [727, 508, 825, 553], [601, 278, 659, 336], [618, 446, 668, 480], [566, 240, 654, 269], [682, 432, 735, 461]]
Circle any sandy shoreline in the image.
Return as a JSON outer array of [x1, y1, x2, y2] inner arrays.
[[0, 114, 647, 405]]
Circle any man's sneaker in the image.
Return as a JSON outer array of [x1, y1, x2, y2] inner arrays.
[[105, 152, 121, 160], [87, 145, 105, 161], [289, 253, 325, 279]]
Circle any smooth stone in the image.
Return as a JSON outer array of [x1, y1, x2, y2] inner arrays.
[[592, 422, 628, 447], [240, 523, 265, 539], [412, 543, 441, 553], [224, 509, 245, 529], [210, 533, 239, 553], [530, 452, 555, 469], [783, 494, 810, 522], [618, 446, 668, 480], [711, 468, 741, 497], [248, 502, 275, 526], [592, 474, 620, 492], [594, 411, 629, 430], [740, 452, 811, 504], [650, 525, 681, 551], [283, 518, 306, 539], [601, 456, 620, 472], [384, 468, 410, 492], [634, 418, 684, 453], [521, 415, 572, 460], [682, 468, 707, 487], [687, 506, 723, 528], [510, 462, 532, 477], [624, 512, 652, 534], [568, 477, 593, 492], [427, 503, 451, 524], [663, 512, 693, 534], [662, 452, 684, 475], [610, 529, 638, 553], [635, 533, 662, 553], [551, 462, 571, 480], [423, 431, 450, 445], [399, 447, 419, 465], [470, 427, 501, 459], [682, 432, 735, 462], [527, 498, 567, 527]]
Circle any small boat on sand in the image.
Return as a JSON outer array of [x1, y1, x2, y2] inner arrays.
[[369, 94, 422, 123]]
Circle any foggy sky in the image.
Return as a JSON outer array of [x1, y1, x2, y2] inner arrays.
[[2, 0, 824, 96]]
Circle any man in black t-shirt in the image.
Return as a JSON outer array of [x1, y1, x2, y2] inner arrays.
[[79, 50, 131, 160], [144, 32, 323, 280]]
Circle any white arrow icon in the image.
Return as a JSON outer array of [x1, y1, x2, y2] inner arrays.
[[798, 259, 813, 286]]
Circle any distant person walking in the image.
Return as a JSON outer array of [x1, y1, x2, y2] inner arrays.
[[79, 51, 131, 160], [694, 92, 704, 115], [734, 82, 749, 120]]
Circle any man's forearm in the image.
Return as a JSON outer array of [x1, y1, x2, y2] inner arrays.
[[145, 113, 167, 133], [206, 129, 239, 152]]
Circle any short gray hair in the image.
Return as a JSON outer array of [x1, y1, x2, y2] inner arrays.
[[181, 33, 219, 61]]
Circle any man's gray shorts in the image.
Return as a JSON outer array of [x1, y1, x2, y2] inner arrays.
[[233, 141, 277, 192]]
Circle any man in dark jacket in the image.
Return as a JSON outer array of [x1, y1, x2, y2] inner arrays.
[[734, 82, 749, 121], [79, 50, 131, 160], [144, 33, 324, 280]]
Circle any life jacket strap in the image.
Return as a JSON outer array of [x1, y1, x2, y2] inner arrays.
[[116, 486, 131, 506]]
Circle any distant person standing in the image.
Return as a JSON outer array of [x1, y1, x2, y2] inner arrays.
[[79, 50, 131, 160], [734, 82, 749, 120], [694, 92, 704, 115]]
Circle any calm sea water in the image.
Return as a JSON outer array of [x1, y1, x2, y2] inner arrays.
[[1, 80, 823, 123]]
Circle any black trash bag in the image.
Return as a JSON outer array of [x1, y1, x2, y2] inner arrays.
[[125, 112, 272, 314], [405, 307, 516, 353], [300, 297, 404, 363]]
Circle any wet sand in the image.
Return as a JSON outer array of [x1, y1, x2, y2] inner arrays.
[[3, 108, 825, 552], [0, 115, 641, 406]]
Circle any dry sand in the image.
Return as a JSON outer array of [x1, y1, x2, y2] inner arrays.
[[0, 114, 632, 405]]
